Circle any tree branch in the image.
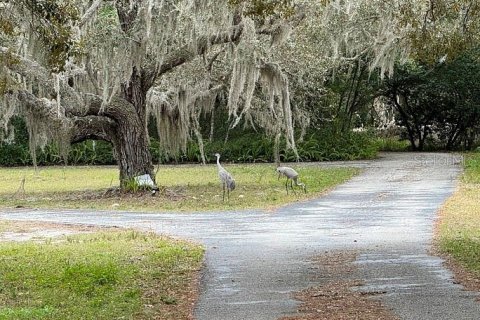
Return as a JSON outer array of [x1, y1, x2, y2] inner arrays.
[[116, 0, 140, 33], [1, 47, 139, 124], [16, 90, 67, 120], [78, 0, 102, 28], [0, 47, 49, 83], [206, 49, 225, 73], [16, 90, 118, 145], [70, 115, 117, 144], [71, 94, 140, 124], [157, 24, 244, 77]]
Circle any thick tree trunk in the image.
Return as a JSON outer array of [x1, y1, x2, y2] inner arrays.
[[115, 68, 156, 189], [392, 94, 417, 150], [71, 95, 155, 190], [113, 121, 155, 189]]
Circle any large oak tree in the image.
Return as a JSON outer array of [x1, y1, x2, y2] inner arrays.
[[0, 0, 302, 188]]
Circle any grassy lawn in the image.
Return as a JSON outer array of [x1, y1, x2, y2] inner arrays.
[[0, 224, 203, 320], [0, 164, 358, 212], [437, 153, 480, 277]]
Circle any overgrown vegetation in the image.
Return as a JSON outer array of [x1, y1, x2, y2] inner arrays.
[[438, 152, 480, 276], [0, 164, 358, 212], [1, 117, 378, 166], [374, 137, 410, 152], [0, 228, 204, 320]]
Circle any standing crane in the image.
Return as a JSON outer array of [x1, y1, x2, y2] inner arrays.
[[215, 153, 236, 201], [276, 166, 306, 194]]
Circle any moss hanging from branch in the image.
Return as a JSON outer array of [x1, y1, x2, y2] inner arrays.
[[2, 0, 307, 177], [147, 81, 221, 164]]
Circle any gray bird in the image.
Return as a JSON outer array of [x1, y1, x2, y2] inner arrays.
[[215, 153, 236, 201], [276, 166, 306, 194]]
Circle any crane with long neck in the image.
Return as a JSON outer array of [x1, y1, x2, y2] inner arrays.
[[276, 166, 306, 194], [215, 153, 236, 201]]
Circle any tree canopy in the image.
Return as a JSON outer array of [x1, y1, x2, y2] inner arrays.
[[1, 0, 307, 187]]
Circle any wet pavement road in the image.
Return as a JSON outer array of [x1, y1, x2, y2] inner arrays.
[[1, 152, 479, 319]]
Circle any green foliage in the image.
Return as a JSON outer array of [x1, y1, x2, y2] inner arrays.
[[375, 138, 410, 152], [268, 129, 373, 161], [0, 143, 31, 166], [294, 129, 378, 161], [122, 178, 140, 193], [154, 128, 377, 165], [383, 48, 480, 151], [0, 117, 116, 166], [0, 117, 30, 165], [0, 140, 116, 167], [68, 141, 116, 165], [23, 0, 79, 72], [320, 61, 381, 130], [407, 0, 480, 65], [1, 117, 379, 167], [208, 133, 274, 163], [463, 152, 480, 184]]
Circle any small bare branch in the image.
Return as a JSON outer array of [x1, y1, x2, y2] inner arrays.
[[78, 0, 102, 28]]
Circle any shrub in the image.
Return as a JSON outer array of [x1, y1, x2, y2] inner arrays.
[[1, 118, 380, 166]]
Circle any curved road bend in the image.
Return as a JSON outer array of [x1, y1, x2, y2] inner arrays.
[[1, 153, 479, 320]]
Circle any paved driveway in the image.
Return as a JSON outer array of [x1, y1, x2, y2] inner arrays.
[[1, 153, 479, 319]]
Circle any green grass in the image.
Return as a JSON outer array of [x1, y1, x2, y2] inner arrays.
[[0, 228, 203, 320], [0, 166, 118, 193], [375, 137, 410, 152], [0, 164, 358, 212], [438, 153, 480, 276]]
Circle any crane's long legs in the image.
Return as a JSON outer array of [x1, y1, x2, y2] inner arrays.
[[282, 176, 306, 195], [290, 179, 296, 194], [222, 183, 226, 202]]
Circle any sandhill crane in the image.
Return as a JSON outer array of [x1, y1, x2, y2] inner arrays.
[[276, 166, 306, 194], [215, 153, 236, 201]]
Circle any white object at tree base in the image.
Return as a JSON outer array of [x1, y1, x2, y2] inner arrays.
[[134, 174, 156, 188]]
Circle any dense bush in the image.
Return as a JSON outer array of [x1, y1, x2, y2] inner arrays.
[[285, 129, 378, 162], [0, 143, 31, 166], [0, 140, 117, 166], [0, 117, 379, 166], [158, 128, 378, 164], [0, 117, 31, 166]]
